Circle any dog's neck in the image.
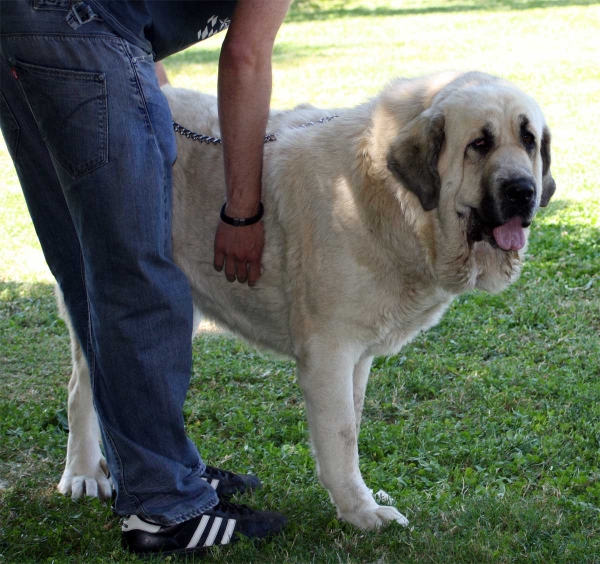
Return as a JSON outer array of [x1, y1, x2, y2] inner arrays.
[[349, 119, 440, 276]]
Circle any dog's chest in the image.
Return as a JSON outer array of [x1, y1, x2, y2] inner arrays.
[[365, 290, 453, 357]]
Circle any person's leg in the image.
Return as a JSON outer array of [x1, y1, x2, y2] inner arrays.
[[0, 3, 216, 524], [0, 57, 92, 354]]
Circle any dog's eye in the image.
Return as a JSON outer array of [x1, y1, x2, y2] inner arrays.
[[468, 137, 490, 153], [521, 131, 535, 147]]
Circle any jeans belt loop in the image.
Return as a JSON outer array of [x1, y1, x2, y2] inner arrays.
[[66, 2, 99, 30]]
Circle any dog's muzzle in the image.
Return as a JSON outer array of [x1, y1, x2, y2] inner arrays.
[[469, 175, 538, 252]]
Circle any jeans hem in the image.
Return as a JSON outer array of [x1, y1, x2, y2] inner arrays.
[[141, 493, 219, 527]]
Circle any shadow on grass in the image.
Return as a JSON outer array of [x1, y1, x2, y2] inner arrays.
[[287, 0, 600, 22], [529, 198, 599, 284]]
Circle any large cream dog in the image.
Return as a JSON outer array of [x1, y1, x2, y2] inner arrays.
[[57, 71, 555, 530]]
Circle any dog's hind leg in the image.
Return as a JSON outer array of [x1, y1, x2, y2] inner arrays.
[[352, 355, 373, 437], [297, 340, 408, 531], [56, 287, 112, 500], [192, 305, 202, 339]]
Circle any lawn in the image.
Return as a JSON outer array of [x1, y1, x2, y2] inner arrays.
[[1, 1, 599, 562]]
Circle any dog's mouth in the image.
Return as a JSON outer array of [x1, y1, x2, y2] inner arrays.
[[467, 208, 530, 251]]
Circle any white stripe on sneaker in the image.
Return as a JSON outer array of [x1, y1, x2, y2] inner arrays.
[[186, 515, 211, 548], [221, 518, 236, 544], [203, 516, 223, 547], [200, 476, 220, 490]]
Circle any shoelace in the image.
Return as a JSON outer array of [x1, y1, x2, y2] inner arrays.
[[204, 465, 241, 482]]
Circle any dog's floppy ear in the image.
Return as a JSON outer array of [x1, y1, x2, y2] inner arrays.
[[386, 110, 445, 211], [540, 126, 556, 207]]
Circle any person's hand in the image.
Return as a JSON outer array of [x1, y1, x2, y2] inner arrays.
[[213, 219, 264, 286]]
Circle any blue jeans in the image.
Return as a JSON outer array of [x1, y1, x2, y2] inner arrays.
[[0, 1, 217, 524]]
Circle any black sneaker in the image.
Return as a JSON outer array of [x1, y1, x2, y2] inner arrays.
[[201, 465, 261, 497], [121, 500, 286, 555]]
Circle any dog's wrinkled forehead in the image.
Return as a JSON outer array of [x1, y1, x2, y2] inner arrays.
[[440, 83, 545, 142]]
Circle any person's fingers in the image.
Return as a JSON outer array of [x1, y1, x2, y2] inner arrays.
[[225, 255, 237, 283], [247, 257, 261, 287], [236, 261, 249, 284], [213, 247, 225, 271]]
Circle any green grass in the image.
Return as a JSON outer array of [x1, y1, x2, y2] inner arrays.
[[1, 1, 599, 562]]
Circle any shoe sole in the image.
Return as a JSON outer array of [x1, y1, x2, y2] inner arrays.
[[124, 523, 285, 557]]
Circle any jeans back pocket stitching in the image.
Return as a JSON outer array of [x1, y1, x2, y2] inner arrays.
[[12, 58, 108, 179]]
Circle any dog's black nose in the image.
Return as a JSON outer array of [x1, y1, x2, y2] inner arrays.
[[503, 177, 535, 207]]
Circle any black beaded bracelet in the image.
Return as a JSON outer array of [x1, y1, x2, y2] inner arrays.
[[220, 202, 264, 227]]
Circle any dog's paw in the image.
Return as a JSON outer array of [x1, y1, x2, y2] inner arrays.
[[374, 505, 409, 528], [340, 504, 409, 531], [58, 457, 112, 500]]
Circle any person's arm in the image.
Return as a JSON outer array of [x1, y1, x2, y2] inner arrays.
[[213, 0, 291, 286], [155, 61, 170, 87]]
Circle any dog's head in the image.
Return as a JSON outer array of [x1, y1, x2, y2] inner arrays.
[[385, 72, 555, 291]]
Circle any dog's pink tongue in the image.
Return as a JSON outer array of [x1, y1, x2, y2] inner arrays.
[[492, 217, 525, 251]]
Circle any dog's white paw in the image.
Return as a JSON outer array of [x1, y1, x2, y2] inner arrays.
[[58, 457, 112, 500], [374, 505, 409, 527], [340, 504, 409, 531]]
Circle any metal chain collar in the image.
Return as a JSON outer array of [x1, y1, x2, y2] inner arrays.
[[172, 115, 339, 145]]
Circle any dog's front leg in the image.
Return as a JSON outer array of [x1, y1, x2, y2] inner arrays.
[[297, 342, 408, 531], [353, 355, 373, 437]]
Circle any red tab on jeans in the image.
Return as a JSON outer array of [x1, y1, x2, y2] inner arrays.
[[11, 68, 18, 80]]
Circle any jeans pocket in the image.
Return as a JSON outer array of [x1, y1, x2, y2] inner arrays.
[[0, 92, 20, 161], [12, 58, 108, 179]]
